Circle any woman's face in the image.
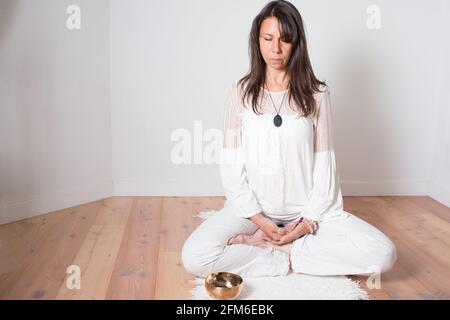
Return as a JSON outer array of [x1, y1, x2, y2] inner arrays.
[[259, 17, 293, 71]]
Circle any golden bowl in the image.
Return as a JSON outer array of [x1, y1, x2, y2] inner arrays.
[[204, 272, 244, 300]]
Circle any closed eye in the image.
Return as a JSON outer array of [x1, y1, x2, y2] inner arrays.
[[264, 38, 289, 43]]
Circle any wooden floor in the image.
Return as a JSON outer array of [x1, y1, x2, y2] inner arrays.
[[0, 196, 449, 300]]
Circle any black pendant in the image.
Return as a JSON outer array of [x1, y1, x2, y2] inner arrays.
[[273, 114, 282, 127]]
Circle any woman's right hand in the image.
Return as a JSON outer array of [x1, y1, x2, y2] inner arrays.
[[250, 213, 288, 241]]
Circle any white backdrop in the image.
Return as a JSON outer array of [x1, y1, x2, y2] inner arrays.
[[1, 0, 449, 224], [0, 0, 112, 224]]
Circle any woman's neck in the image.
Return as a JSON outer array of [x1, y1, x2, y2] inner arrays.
[[265, 68, 290, 90]]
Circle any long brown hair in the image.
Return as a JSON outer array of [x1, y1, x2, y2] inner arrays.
[[238, 0, 326, 118]]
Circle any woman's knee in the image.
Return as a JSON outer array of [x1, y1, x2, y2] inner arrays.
[[181, 235, 223, 278], [349, 231, 398, 275], [361, 236, 397, 275], [376, 239, 397, 273]]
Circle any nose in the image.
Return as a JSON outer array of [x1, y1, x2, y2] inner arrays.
[[272, 40, 281, 53]]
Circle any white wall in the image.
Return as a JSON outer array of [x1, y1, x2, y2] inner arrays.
[[1, 0, 448, 225], [0, 0, 112, 224], [110, 0, 250, 195], [429, 0, 450, 206]]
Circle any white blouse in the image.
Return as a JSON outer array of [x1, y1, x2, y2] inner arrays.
[[219, 81, 349, 223]]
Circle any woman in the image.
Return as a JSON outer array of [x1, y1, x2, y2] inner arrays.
[[182, 0, 397, 278]]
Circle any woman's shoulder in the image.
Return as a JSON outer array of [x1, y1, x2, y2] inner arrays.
[[313, 84, 331, 112], [229, 80, 246, 96], [225, 80, 247, 113], [314, 83, 331, 98], [225, 81, 240, 101], [310, 84, 331, 120], [230, 80, 248, 102]]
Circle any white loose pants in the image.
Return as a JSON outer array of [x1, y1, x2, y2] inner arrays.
[[181, 204, 397, 278]]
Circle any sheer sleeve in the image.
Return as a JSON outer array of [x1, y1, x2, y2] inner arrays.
[[219, 83, 262, 218], [301, 86, 344, 222]]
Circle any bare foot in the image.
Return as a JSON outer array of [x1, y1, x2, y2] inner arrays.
[[227, 228, 270, 247]]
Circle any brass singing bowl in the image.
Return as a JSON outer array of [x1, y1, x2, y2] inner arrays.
[[204, 272, 244, 300]]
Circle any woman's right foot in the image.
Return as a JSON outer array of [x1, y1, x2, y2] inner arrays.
[[227, 228, 270, 247]]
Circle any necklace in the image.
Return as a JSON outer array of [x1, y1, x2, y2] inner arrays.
[[264, 82, 289, 127]]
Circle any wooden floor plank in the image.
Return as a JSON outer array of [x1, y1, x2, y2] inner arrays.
[[154, 196, 198, 299], [55, 197, 132, 299], [105, 197, 162, 299]]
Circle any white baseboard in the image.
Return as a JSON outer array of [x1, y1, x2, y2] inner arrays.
[[341, 180, 449, 207], [0, 181, 113, 225], [428, 181, 450, 208], [340, 180, 431, 196]]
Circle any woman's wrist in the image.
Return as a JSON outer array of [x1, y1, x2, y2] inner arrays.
[[249, 212, 264, 225]]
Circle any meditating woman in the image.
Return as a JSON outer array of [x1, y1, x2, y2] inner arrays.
[[182, 0, 397, 278]]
